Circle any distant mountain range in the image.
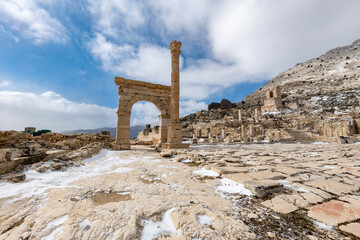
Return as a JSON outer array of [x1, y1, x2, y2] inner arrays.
[[61, 125, 145, 139]]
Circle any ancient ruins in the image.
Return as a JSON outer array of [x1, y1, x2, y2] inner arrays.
[[1, 39, 360, 239], [114, 41, 188, 150]]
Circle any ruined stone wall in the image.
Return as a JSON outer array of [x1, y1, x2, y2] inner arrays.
[[0, 131, 115, 175]]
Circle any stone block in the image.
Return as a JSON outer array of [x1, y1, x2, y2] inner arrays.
[[262, 196, 298, 214], [7, 173, 26, 182], [244, 180, 284, 198], [339, 222, 360, 238]]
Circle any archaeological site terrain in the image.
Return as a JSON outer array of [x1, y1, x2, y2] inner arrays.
[[1, 39, 360, 240]]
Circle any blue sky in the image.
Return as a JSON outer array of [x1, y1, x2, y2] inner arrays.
[[0, 0, 360, 131]]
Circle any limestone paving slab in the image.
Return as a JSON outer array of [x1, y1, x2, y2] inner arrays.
[[339, 195, 360, 206], [300, 192, 324, 204], [308, 200, 360, 226], [261, 196, 298, 214], [248, 171, 284, 180], [339, 222, 360, 238], [305, 179, 359, 195]]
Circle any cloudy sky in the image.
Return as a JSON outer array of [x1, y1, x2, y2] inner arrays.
[[0, 0, 360, 132]]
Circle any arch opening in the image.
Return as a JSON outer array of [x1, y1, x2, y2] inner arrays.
[[130, 101, 163, 146]]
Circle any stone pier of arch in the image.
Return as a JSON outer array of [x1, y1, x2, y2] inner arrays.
[[113, 41, 189, 150]]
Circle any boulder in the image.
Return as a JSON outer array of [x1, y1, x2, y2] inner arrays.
[[7, 173, 26, 182]]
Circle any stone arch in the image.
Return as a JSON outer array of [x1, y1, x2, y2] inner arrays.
[[114, 77, 171, 150]]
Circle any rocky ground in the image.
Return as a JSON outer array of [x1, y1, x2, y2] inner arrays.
[[0, 143, 360, 239]]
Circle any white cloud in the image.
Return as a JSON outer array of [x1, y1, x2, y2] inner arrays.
[[180, 100, 207, 116], [0, 90, 203, 131], [87, 0, 360, 104], [0, 90, 116, 132], [88, 0, 145, 40], [208, 0, 360, 77], [0, 0, 68, 44], [130, 100, 207, 126]]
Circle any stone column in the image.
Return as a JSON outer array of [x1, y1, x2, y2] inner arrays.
[[159, 110, 170, 145], [241, 124, 248, 143], [165, 41, 189, 148], [238, 110, 243, 121], [221, 129, 226, 139], [249, 125, 254, 138], [254, 108, 259, 123], [115, 100, 131, 150], [170, 41, 181, 121]]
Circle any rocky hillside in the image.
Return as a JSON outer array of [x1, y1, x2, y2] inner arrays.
[[245, 39, 360, 108]]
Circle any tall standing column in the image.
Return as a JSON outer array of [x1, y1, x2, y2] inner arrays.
[[170, 41, 181, 120], [165, 41, 189, 148]]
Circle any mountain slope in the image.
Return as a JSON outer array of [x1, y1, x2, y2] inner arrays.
[[61, 125, 145, 139], [245, 39, 360, 107]]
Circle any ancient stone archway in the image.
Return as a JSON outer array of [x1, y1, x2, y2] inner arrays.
[[114, 41, 189, 150], [114, 77, 171, 150]]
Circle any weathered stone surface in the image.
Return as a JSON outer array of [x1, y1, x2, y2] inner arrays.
[[308, 200, 360, 226], [262, 196, 298, 214], [244, 180, 284, 198], [339, 222, 360, 238], [278, 194, 309, 208], [300, 192, 323, 204], [305, 179, 358, 195], [36, 165, 49, 173], [339, 195, 360, 206], [248, 171, 284, 180], [223, 173, 254, 183], [160, 152, 172, 157], [7, 173, 26, 182]]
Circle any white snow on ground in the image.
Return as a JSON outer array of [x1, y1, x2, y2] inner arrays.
[[323, 165, 336, 169], [312, 142, 329, 144], [79, 219, 92, 231], [197, 215, 212, 226], [312, 220, 334, 230], [276, 180, 309, 193], [190, 144, 213, 148], [140, 208, 179, 240], [181, 159, 192, 163], [0, 150, 135, 200], [192, 168, 219, 177], [216, 178, 253, 196], [41, 215, 68, 240]]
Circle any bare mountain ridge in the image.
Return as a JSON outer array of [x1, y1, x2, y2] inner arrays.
[[61, 125, 145, 139], [245, 39, 360, 108]]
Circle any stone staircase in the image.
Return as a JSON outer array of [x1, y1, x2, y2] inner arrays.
[[285, 129, 314, 143]]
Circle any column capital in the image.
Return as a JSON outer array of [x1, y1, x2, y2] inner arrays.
[[170, 40, 182, 56]]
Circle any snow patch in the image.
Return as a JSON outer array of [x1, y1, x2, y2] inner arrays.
[[193, 168, 219, 177], [0, 150, 135, 200], [216, 178, 253, 196], [140, 208, 179, 240], [323, 165, 336, 169], [276, 180, 309, 193], [181, 159, 192, 163], [312, 220, 334, 230], [197, 215, 212, 226], [41, 215, 68, 240], [312, 142, 329, 144], [79, 219, 92, 232]]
